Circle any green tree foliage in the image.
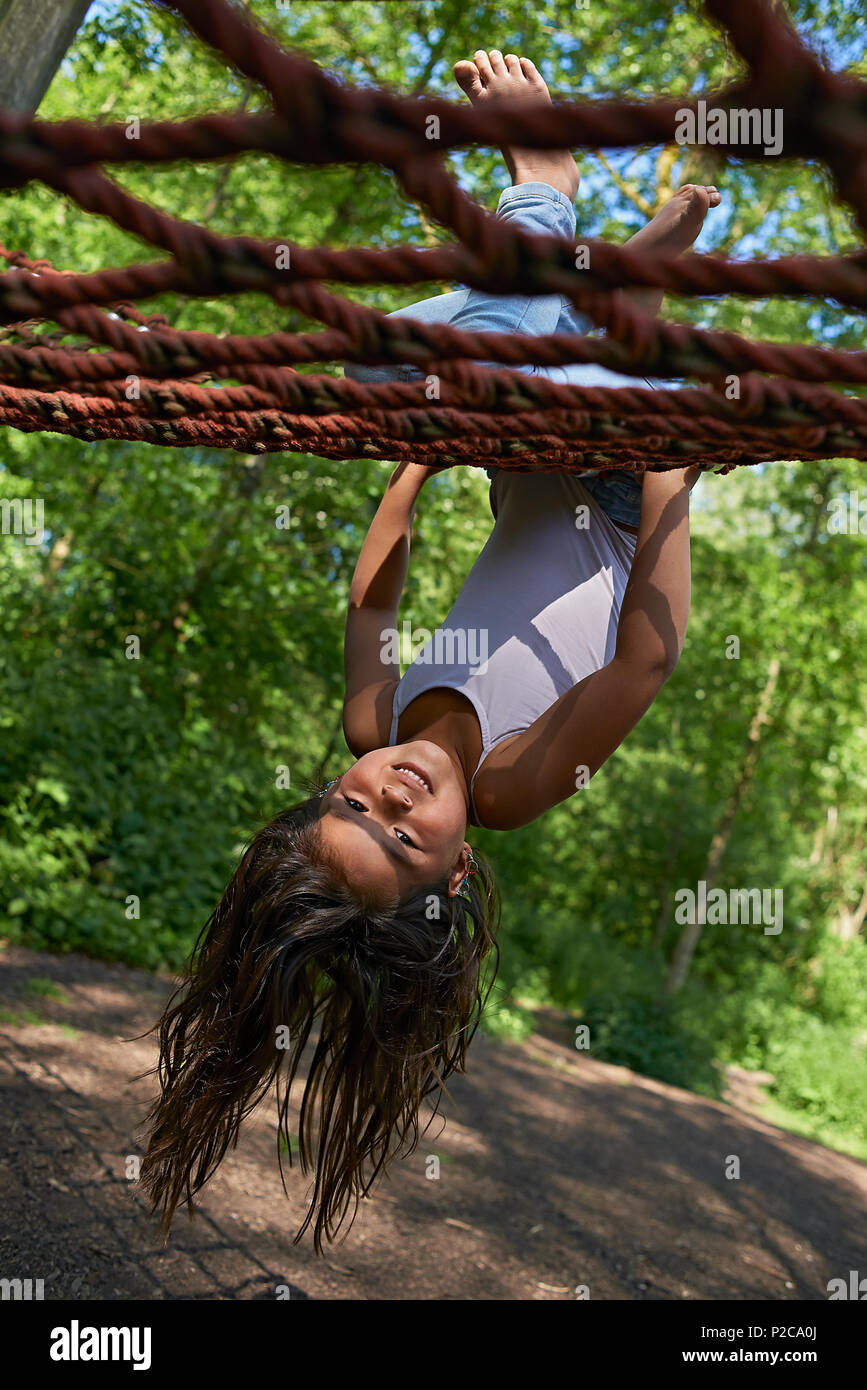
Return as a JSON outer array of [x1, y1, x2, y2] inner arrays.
[[0, 1, 865, 1151]]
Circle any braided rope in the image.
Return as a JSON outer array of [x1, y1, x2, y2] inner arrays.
[[0, 0, 864, 472]]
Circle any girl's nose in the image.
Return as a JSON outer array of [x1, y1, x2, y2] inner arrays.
[[382, 782, 412, 807]]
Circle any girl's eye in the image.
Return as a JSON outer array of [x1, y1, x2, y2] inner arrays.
[[342, 796, 415, 848]]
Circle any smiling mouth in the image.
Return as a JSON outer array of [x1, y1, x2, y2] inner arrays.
[[393, 763, 433, 794]]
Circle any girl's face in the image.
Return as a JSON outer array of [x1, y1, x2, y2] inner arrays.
[[317, 742, 472, 906]]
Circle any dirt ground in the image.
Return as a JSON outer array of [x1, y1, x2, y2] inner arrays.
[[1, 941, 865, 1300]]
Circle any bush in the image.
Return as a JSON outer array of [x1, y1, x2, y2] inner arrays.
[[578, 989, 723, 1098], [808, 935, 867, 1031], [765, 1014, 867, 1149]]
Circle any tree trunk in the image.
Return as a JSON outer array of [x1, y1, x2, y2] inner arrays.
[[651, 820, 685, 951], [660, 657, 781, 998], [832, 879, 867, 941], [0, 0, 92, 113]]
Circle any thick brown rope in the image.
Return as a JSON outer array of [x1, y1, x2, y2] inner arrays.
[[0, 0, 864, 472]]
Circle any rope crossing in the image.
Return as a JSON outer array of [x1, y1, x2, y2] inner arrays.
[[0, 0, 864, 473]]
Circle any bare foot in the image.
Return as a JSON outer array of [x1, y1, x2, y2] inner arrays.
[[626, 183, 721, 258], [454, 50, 580, 202], [621, 184, 721, 316]]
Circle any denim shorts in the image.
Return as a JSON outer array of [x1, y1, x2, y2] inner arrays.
[[578, 470, 643, 528]]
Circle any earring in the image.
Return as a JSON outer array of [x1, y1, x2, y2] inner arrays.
[[459, 854, 479, 895]]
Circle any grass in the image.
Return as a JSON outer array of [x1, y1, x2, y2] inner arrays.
[[756, 1094, 867, 1164], [0, 1007, 47, 1026], [23, 976, 70, 1003]]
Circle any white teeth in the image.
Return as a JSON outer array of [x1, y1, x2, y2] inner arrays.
[[396, 766, 430, 792]]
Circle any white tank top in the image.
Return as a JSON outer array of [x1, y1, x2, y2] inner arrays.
[[389, 471, 638, 818]]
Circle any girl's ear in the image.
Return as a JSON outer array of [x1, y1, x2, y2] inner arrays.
[[446, 842, 473, 898]]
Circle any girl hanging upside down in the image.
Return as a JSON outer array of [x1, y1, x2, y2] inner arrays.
[[141, 50, 720, 1252]]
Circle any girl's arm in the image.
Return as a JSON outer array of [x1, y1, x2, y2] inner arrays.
[[342, 461, 437, 756], [472, 464, 701, 829], [611, 463, 698, 671]]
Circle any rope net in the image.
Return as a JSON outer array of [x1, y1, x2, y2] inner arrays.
[[0, 0, 865, 474]]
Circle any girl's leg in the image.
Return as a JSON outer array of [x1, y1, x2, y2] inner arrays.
[[343, 289, 470, 385], [342, 181, 663, 400], [445, 181, 588, 356], [342, 182, 656, 529], [343, 181, 588, 385], [451, 184, 650, 531]]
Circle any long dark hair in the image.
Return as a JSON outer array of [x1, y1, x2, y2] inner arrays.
[[138, 788, 500, 1252]]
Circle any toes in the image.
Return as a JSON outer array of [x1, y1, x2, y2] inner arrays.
[[520, 56, 547, 89], [691, 185, 719, 212], [466, 49, 546, 96], [675, 183, 720, 208], [677, 184, 707, 209], [454, 60, 484, 99], [473, 49, 495, 85]]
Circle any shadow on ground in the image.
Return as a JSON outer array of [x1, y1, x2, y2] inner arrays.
[[1, 943, 865, 1300]]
